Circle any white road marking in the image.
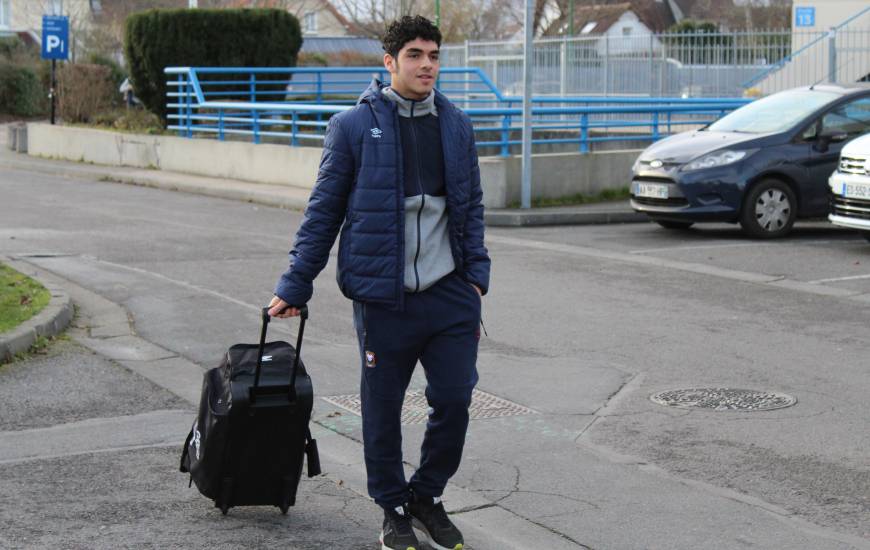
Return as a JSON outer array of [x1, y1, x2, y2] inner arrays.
[[628, 240, 840, 255], [629, 242, 763, 254], [808, 273, 870, 284]]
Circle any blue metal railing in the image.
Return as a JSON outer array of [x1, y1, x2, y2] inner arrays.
[[165, 66, 750, 155]]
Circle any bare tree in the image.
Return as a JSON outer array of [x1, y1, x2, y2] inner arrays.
[[330, 0, 537, 41], [208, 0, 541, 42], [88, 0, 186, 59]]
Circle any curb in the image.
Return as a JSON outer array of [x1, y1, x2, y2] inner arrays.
[[0, 258, 74, 363], [100, 173, 311, 211], [485, 209, 648, 226]]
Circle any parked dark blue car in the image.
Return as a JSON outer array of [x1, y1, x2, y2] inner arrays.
[[630, 84, 870, 237]]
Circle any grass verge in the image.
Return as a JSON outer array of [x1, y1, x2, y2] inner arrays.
[[507, 186, 631, 209], [0, 263, 51, 333]]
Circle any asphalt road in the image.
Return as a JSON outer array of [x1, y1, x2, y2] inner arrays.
[[1, 162, 869, 549]]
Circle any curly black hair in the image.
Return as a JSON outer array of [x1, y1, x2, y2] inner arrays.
[[382, 15, 442, 58]]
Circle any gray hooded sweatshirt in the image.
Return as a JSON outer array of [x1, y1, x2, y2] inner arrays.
[[382, 87, 456, 293]]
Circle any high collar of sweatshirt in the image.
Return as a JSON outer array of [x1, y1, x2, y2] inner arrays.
[[382, 87, 438, 118]]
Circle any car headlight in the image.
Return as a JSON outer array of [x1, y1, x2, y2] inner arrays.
[[682, 149, 752, 172]]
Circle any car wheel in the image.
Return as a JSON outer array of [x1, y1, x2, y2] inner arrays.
[[654, 220, 695, 230], [739, 179, 797, 238]]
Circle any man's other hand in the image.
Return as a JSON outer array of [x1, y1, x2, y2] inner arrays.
[[268, 296, 301, 318]]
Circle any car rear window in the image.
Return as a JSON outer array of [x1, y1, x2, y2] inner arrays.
[[708, 90, 840, 134]]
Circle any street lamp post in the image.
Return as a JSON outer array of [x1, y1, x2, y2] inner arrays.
[[521, 0, 533, 209], [569, 0, 574, 36]]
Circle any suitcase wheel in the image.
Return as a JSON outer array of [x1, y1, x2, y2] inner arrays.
[[219, 477, 233, 516], [279, 504, 289, 515]]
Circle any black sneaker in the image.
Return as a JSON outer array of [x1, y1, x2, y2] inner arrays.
[[408, 493, 464, 550], [380, 505, 420, 550]]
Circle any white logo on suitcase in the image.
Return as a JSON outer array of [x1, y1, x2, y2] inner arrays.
[[192, 428, 202, 460]]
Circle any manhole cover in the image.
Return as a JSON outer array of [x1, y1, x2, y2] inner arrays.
[[323, 389, 536, 425], [650, 388, 797, 411]]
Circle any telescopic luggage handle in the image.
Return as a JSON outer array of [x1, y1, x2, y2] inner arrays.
[[251, 305, 308, 404]]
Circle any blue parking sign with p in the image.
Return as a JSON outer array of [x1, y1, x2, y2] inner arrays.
[[41, 15, 69, 60]]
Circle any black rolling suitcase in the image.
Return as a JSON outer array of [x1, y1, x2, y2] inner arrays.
[[180, 306, 321, 515]]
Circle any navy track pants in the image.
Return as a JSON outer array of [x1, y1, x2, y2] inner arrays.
[[352, 271, 481, 509]]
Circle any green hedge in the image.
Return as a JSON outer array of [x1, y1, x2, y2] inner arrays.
[[124, 8, 302, 122], [0, 62, 46, 117]]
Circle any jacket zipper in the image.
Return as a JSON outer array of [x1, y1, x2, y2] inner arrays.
[[410, 100, 425, 293]]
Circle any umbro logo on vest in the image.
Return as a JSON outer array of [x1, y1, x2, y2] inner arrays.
[[370, 128, 383, 139]]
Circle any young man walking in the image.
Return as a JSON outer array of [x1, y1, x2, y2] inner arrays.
[[268, 15, 490, 550]]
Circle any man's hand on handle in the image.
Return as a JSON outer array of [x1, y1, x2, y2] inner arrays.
[[268, 296, 302, 318]]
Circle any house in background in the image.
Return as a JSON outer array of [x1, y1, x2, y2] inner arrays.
[[277, 0, 382, 61], [280, 0, 359, 37], [544, 1, 678, 54]]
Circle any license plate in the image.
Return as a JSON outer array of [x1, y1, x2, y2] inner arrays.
[[636, 182, 669, 199], [841, 181, 870, 199]]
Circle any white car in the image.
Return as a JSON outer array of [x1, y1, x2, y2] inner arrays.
[[829, 133, 870, 239]]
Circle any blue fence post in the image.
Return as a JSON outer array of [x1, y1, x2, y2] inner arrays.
[[291, 111, 299, 146], [218, 109, 224, 141], [652, 111, 660, 141], [316, 72, 323, 103], [315, 72, 324, 125], [251, 111, 260, 143], [580, 113, 589, 153], [500, 114, 510, 157], [249, 73, 257, 136], [177, 74, 184, 137], [185, 75, 192, 138]]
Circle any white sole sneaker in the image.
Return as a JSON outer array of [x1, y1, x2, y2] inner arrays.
[[379, 530, 419, 550]]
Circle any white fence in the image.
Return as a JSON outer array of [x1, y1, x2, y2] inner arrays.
[[443, 25, 870, 98]]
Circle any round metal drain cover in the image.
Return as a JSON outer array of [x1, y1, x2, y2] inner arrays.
[[650, 388, 796, 411]]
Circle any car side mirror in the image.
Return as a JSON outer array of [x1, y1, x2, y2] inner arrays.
[[814, 130, 848, 153]]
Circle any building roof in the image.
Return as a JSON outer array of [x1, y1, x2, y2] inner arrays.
[[300, 36, 382, 55], [545, 0, 678, 37], [0, 30, 39, 47]]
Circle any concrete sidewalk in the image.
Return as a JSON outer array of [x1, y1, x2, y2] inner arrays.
[[0, 258, 584, 550], [0, 132, 646, 228]]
